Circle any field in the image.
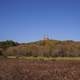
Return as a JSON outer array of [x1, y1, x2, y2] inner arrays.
[[0, 58, 80, 80]]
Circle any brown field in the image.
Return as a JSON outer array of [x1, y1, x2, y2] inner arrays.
[[0, 59, 80, 80]]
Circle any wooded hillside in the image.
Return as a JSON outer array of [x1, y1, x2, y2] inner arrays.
[[0, 40, 80, 57]]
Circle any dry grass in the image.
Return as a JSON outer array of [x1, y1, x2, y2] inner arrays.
[[0, 59, 80, 80], [7, 56, 80, 61]]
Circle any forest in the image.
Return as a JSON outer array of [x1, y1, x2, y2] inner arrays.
[[0, 39, 80, 57]]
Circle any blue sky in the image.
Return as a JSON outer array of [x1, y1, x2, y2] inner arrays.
[[0, 0, 80, 42]]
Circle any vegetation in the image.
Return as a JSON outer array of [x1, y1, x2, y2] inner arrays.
[[0, 59, 80, 80], [1, 39, 80, 57], [0, 40, 19, 49]]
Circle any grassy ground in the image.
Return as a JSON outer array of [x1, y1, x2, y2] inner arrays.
[[0, 59, 80, 80], [7, 56, 80, 61]]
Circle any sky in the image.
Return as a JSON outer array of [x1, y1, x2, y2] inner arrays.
[[0, 0, 80, 42]]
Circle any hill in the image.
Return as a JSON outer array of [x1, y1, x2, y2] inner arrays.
[[0, 39, 80, 57]]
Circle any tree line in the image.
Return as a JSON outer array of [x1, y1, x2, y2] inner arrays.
[[0, 40, 80, 57]]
